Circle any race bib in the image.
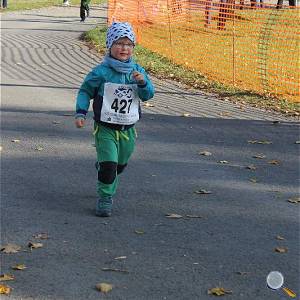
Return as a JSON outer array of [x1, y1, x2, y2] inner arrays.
[[101, 83, 140, 125]]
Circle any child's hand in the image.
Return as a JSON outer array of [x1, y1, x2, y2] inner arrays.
[[132, 71, 146, 85], [75, 118, 85, 128]]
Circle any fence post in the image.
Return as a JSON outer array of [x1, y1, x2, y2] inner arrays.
[[166, 0, 174, 61], [232, 8, 236, 86]]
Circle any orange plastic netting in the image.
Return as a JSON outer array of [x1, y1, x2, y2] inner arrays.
[[108, 0, 300, 102]]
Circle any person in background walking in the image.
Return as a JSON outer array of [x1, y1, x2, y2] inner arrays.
[[62, 0, 70, 6], [80, 0, 91, 22], [276, 0, 295, 8], [1, 0, 7, 9]]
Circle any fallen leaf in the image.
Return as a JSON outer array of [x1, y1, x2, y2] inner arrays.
[[199, 151, 212, 156], [28, 242, 43, 249], [12, 264, 26, 270], [218, 160, 229, 164], [101, 268, 129, 273], [282, 287, 297, 298], [114, 256, 127, 260], [181, 113, 190, 117], [236, 271, 250, 275], [275, 247, 288, 253], [52, 121, 61, 124], [287, 197, 300, 204], [35, 146, 43, 151], [194, 189, 212, 195], [11, 139, 20, 143], [0, 284, 12, 295], [165, 213, 183, 219], [96, 283, 113, 293], [249, 178, 257, 183], [185, 215, 203, 219], [0, 274, 14, 282], [276, 235, 285, 240], [248, 140, 272, 144], [268, 160, 280, 165], [208, 287, 232, 296], [295, 141, 300, 144], [134, 230, 145, 235], [246, 165, 256, 170], [143, 102, 155, 107], [219, 112, 231, 117], [32, 233, 49, 240], [0, 244, 21, 254], [252, 154, 266, 159]]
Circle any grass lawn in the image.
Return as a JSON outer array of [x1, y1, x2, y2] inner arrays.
[[1, 0, 106, 11], [84, 25, 299, 116]]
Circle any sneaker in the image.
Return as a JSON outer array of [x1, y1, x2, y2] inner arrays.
[[96, 197, 113, 217], [62, 0, 70, 6]]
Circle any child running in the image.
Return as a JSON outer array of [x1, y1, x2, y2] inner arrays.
[[75, 22, 155, 217]]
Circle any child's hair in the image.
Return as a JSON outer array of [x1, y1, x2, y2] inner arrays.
[[106, 22, 136, 49]]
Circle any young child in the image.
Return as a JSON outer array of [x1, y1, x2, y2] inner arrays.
[[75, 22, 155, 217]]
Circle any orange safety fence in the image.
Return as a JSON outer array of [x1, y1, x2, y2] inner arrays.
[[107, 0, 300, 102]]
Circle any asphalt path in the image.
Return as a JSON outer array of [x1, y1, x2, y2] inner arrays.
[[1, 5, 299, 300]]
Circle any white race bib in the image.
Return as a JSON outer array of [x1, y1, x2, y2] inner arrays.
[[101, 83, 140, 125]]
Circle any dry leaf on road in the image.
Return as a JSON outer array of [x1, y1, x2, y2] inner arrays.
[[246, 165, 257, 170], [32, 233, 49, 240], [143, 102, 155, 107], [165, 213, 183, 219], [287, 197, 300, 204], [248, 140, 272, 144], [0, 274, 14, 282], [134, 230, 145, 235], [181, 113, 191, 117], [114, 256, 127, 260], [199, 151, 212, 156], [194, 189, 212, 195], [275, 247, 288, 253], [0, 284, 12, 295], [35, 146, 43, 151], [208, 287, 232, 296], [96, 283, 113, 293], [276, 235, 285, 240], [12, 264, 27, 270], [28, 242, 43, 249], [11, 139, 20, 143], [1, 244, 21, 254], [268, 160, 280, 165], [253, 154, 266, 159], [218, 160, 229, 164], [282, 287, 297, 298], [101, 268, 129, 273], [185, 215, 203, 219]]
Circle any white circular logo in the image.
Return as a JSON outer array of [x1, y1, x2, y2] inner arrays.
[[266, 271, 284, 290]]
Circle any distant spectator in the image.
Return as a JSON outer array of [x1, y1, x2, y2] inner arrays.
[[80, 0, 91, 22], [276, 0, 295, 8], [250, 0, 264, 8], [1, 0, 7, 8]]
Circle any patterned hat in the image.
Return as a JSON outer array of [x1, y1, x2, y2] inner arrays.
[[106, 22, 136, 49]]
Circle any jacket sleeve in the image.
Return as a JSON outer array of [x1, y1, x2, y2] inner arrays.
[[75, 67, 102, 119], [136, 66, 155, 102]]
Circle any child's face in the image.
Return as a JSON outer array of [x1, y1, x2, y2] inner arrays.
[[110, 37, 134, 62]]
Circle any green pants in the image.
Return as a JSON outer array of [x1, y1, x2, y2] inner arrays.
[[94, 123, 136, 198]]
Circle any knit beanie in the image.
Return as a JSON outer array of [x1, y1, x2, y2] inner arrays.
[[106, 22, 136, 49]]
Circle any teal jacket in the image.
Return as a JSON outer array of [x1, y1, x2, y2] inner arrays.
[[75, 62, 155, 127]]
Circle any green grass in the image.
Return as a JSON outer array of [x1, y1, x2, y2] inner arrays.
[[1, 0, 106, 11], [84, 26, 299, 116]]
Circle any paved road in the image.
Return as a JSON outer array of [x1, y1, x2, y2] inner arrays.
[[1, 5, 299, 300]]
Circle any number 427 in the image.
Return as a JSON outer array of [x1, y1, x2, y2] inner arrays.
[[111, 98, 132, 114]]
